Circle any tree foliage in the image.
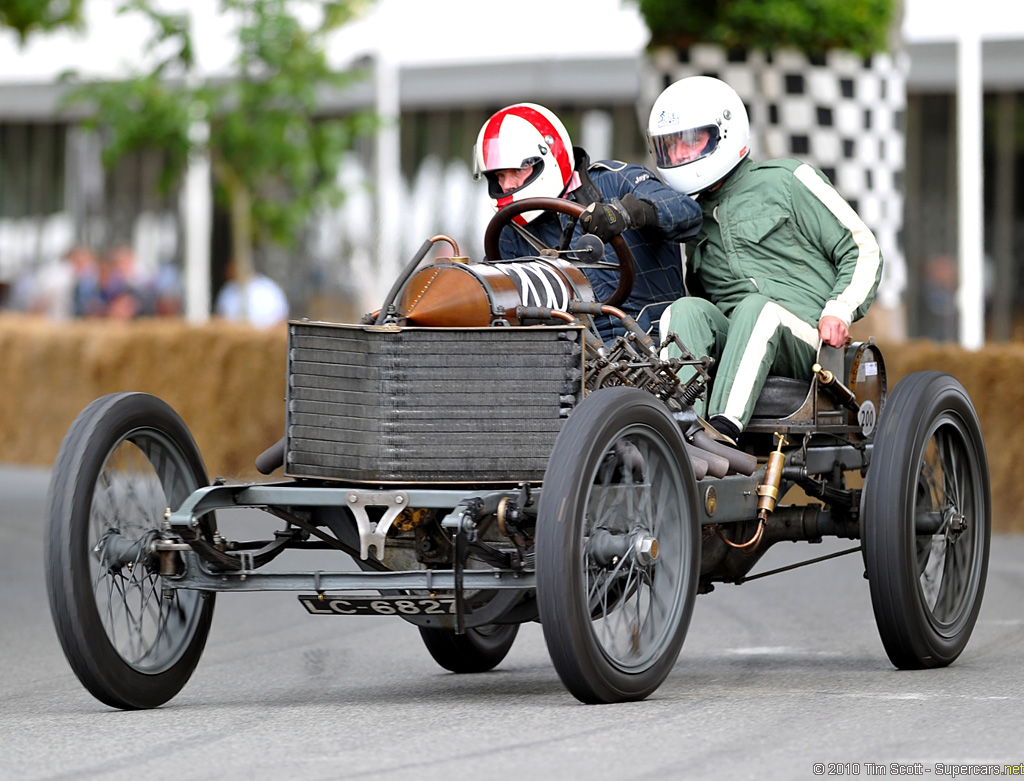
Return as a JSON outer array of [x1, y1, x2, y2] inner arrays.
[[0, 0, 83, 44], [633, 0, 895, 56], [64, 0, 375, 261]]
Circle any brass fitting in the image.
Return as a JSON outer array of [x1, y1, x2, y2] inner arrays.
[[812, 362, 860, 412], [756, 432, 789, 521]]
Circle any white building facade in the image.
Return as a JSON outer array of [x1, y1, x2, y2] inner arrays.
[[1, 0, 1022, 339]]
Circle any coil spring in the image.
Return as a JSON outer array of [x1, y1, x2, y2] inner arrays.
[[679, 378, 705, 407]]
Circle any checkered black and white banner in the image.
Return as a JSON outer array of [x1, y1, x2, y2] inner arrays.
[[643, 45, 907, 311]]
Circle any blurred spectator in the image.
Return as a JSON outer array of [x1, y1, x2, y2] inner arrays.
[[152, 259, 184, 316], [23, 244, 103, 319], [26, 250, 76, 319], [99, 244, 149, 320], [214, 260, 288, 328], [921, 254, 958, 341], [71, 246, 105, 317], [4, 268, 36, 312], [0, 243, 189, 321]]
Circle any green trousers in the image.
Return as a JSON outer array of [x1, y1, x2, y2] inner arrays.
[[658, 294, 820, 430]]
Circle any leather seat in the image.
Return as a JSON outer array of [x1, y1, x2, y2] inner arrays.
[[750, 376, 811, 419]]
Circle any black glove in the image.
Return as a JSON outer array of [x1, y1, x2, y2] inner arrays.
[[579, 193, 657, 243]]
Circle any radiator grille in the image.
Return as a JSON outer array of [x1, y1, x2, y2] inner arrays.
[[285, 323, 584, 483]]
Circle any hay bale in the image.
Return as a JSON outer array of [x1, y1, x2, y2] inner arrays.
[[0, 314, 286, 479]]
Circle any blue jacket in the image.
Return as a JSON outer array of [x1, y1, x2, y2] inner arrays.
[[496, 156, 701, 341]]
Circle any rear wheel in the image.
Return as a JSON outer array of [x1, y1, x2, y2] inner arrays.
[[862, 372, 990, 669], [537, 387, 699, 703], [418, 624, 520, 673], [45, 392, 215, 709]]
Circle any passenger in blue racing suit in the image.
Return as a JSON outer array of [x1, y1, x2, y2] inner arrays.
[[474, 103, 702, 341]]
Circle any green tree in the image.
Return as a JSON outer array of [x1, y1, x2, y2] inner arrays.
[[64, 0, 376, 298], [634, 0, 895, 56], [0, 0, 83, 43]]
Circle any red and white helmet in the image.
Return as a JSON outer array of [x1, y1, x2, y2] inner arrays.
[[474, 103, 575, 225]]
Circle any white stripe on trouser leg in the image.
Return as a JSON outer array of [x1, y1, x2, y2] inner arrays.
[[658, 306, 674, 359], [723, 302, 819, 425]]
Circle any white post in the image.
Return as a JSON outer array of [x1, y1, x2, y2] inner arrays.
[[182, 86, 213, 325], [956, 26, 985, 349], [372, 47, 402, 313]]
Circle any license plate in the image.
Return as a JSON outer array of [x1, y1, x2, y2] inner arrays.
[[298, 595, 459, 616]]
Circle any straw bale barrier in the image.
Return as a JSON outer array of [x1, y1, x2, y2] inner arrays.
[[1, 314, 1020, 532], [0, 314, 287, 480]]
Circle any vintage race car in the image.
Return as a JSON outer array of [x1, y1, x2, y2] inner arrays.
[[44, 197, 991, 708]]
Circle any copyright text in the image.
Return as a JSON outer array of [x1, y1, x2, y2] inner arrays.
[[811, 762, 1024, 777]]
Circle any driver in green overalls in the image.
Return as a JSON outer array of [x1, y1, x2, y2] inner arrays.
[[647, 76, 884, 443]]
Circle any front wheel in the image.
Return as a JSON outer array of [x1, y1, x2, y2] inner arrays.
[[862, 372, 990, 669], [537, 387, 699, 703], [45, 392, 216, 709]]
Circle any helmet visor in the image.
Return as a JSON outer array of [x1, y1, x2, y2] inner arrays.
[[474, 131, 542, 175], [649, 125, 721, 169]]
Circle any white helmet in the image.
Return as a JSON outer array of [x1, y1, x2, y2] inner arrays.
[[474, 103, 575, 224], [647, 76, 750, 196]]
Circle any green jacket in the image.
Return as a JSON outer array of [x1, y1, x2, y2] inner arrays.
[[686, 157, 883, 327]]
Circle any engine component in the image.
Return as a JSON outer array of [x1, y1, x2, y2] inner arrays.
[[396, 257, 594, 327]]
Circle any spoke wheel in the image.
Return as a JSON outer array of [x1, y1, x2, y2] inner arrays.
[[537, 387, 698, 703], [45, 393, 215, 709], [863, 372, 990, 669], [418, 623, 520, 673]]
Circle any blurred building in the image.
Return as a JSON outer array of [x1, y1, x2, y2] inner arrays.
[[0, 0, 1022, 340]]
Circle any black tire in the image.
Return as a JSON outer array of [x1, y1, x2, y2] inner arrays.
[[862, 371, 990, 669], [537, 387, 699, 703], [418, 624, 520, 673], [45, 392, 216, 709]]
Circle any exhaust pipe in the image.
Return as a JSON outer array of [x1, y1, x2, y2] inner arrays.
[[255, 435, 286, 475]]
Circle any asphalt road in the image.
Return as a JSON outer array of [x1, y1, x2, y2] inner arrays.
[[2, 464, 1022, 781]]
